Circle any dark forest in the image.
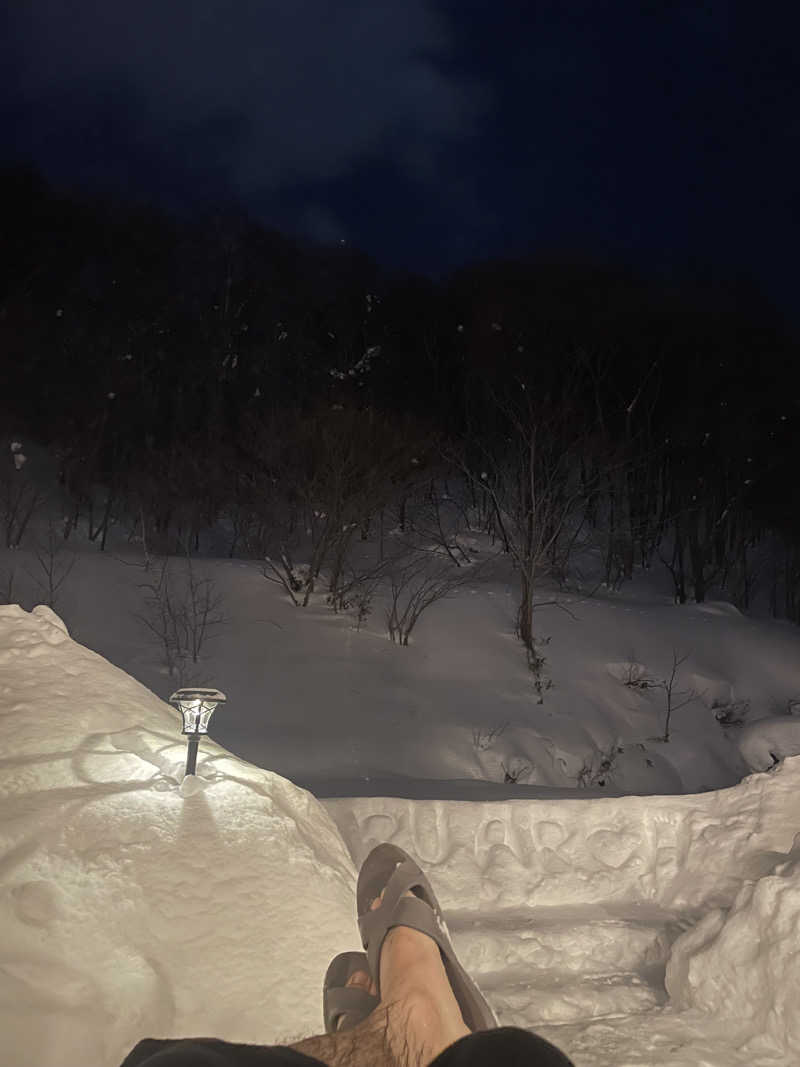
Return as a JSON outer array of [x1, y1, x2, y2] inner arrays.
[[2, 166, 799, 645]]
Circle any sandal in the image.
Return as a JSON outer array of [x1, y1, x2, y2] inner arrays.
[[322, 951, 379, 1033], [356, 843, 498, 1031]]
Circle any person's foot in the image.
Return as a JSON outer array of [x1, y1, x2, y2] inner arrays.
[[343, 963, 376, 998], [356, 885, 470, 1062], [342, 889, 393, 999]]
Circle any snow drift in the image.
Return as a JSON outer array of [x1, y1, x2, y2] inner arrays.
[[0, 604, 360, 1066]]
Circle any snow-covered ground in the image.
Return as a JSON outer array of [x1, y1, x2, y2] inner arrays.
[[8, 530, 800, 799], [2, 534, 800, 1065]]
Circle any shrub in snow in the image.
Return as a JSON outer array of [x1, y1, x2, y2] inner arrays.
[[575, 742, 623, 788], [471, 721, 509, 751], [612, 654, 702, 742], [326, 555, 393, 620], [712, 698, 750, 728], [501, 757, 531, 783], [402, 482, 480, 568], [738, 716, 800, 772], [611, 659, 656, 690], [349, 587, 374, 630]]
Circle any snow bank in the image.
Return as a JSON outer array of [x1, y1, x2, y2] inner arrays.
[[666, 841, 800, 1060], [324, 760, 799, 915], [0, 605, 360, 1067], [738, 714, 800, 771]]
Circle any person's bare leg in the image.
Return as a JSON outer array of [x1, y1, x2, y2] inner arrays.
[[289, 890, 470, 1066], [375, 888, 470, 1065]]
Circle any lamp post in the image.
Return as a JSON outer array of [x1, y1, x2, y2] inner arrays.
[[169, 688, 226, 777]]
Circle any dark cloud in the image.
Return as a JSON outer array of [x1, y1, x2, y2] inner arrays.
[[299, 202, 349, 245], [3, 1, 798, 323], [6, 0, 490, 198]]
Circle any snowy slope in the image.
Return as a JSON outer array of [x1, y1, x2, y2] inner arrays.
[[2, 604, 800, 1066], [11, 538, 800, 801]]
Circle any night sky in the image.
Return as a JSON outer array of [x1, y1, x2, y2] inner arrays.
[[2, 1, 798, 320]]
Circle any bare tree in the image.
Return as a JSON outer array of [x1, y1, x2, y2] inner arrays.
[[659, 526, 689, 605], [1, 442, 41, 548], [182, 550, 225, 664], [582, 353, 666, 588], [405, 479, 475, 566], [0, 565, 16, 604], [655, 649, 695, 742], [136, 559, 184, 679], [28, 522, 76, 609], [250, 406, 434, 609], [525, 635, 554, 703], [385, 551, 469, 646], [302, 410, 431, 607], [326, 552, 397, 620], [261, 550, 304, 607], [136, 553, 225, 682], [454, 389, 593, 655]]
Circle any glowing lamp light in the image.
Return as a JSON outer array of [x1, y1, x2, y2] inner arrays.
[[169, 688, 226, 777]]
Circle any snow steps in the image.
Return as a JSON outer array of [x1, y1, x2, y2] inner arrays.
[[483, 973, 664, 1027], [447, 909, 675, 1026]]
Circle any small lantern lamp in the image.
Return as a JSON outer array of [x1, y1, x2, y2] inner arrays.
[[169, 688, 226, 777]]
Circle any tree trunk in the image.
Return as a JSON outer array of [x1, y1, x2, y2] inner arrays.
[[686, 511, 707, 603], [673, 519, 687, 604], [518, 566, 534, 653]]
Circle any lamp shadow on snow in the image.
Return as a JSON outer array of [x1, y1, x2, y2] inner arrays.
[[67, 724, 230, 873], [174, 785, 226, 852], [71, 727, 191, 787], [65, 725, 240, 849], [0, 732, 169, 842]]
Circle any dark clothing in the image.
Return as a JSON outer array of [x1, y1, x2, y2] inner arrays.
[[433, 1029, 574, 1065], [122, 1028, 574, 1066]]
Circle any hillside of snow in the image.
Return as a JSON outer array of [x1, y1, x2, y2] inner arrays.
[[4, 528, 800, 799], [2, 603, 800, 1066]]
